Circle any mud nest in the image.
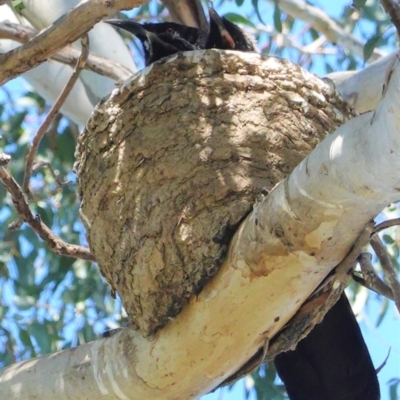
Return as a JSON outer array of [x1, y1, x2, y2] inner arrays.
[[75, 50, 356, 337]]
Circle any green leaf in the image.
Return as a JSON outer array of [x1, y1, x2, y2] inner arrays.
[[224, 13, 256, 28], [273, 2, 282, 33], [19, 329, 33, 348], [375, 297, 388, 327], [363, 35, 381, 62], [28, 321, 61, 354], [383, 234, 394, 244], [389, 378, 400, 400], [309, 28, 320, 41], [79, 322, 96, 344], [34, 205, 53, 228], [252, 0, 265, 24], [352, 0, 367, 9], [250, 362, 287, 400], [2, 111, 27, 138], [13, 295, 36, 310], [12, 0, 25, 12], [56, 124, 79, 164], [28, 321, 52, 354]]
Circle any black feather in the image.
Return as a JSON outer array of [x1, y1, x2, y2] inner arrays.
[[106, 9, 256, 67], [274, 293, 380, 400]]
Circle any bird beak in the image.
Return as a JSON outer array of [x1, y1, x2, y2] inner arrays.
[[208, 8, 235, 49], [105, 19, 148, 37]]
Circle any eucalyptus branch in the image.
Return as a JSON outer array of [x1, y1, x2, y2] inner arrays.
[[220, 221, 375, 387], [254, 25, 335, 56], [353, 253, 394, 300], [272, 220, 374, 354], [22, 35, 89, 198], [0, 153, 95, 261], [0, 0, 142, 85], [373, 217, 400, 234], [370, 234, 400, 313], [264, 0, 385, 62], [379, 0, 400, 37], [32, 161, 70, 189], [0, 21, 133, 82]]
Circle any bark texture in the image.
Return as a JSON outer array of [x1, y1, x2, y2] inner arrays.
[[75, 50, 355, 337]]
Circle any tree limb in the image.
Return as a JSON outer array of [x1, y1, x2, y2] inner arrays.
[[0, 0, 144, 85], [221, 220, 374, 387], [370, 234, 400, 312], [32, 161, 70, 189], [380, 0, 400, 37], [327, 50, 400, 113], [0, 21, 133, 82], [353, 252, 395, 300], [266, 0, 385, 62], [374, 217, 400, 234], [0, 153, 95, 261], [161, 0, 208, 31], [22, 35, 89, 198]]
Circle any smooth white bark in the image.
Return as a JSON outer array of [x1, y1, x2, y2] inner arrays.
[[18, 0, 137, 98], [0, 2, 136, 125], [327, 50, 399, 114]]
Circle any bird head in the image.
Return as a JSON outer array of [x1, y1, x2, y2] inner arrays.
[[207, 8, 256, 52], [106, 19, 196, 66], [106, 10, 256, 67]]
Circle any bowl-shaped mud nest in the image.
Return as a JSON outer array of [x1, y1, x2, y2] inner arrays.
[[75, 50, 356, 337]]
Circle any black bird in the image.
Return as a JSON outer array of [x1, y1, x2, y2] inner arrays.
[[127, 21, 209, 49], [105, 20, 198, 66], [106, 9, 255, 67], [274, 293, 380, 400]]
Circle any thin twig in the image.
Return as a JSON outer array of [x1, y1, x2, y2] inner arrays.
[[45, 113, 63, 152], [22, 35, 89, 198], [373, 218, 400, 234], [0, 155, 95, 261], [380, 0, 400, 38], [370, 234, 400, 313], [0, 22, 133, 82], [353, 252, 394, 300], [8, 217, 23, 231], [32, 161, 71, 189], [376, 348, 391, 374], [326, 220, 375, 289]]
